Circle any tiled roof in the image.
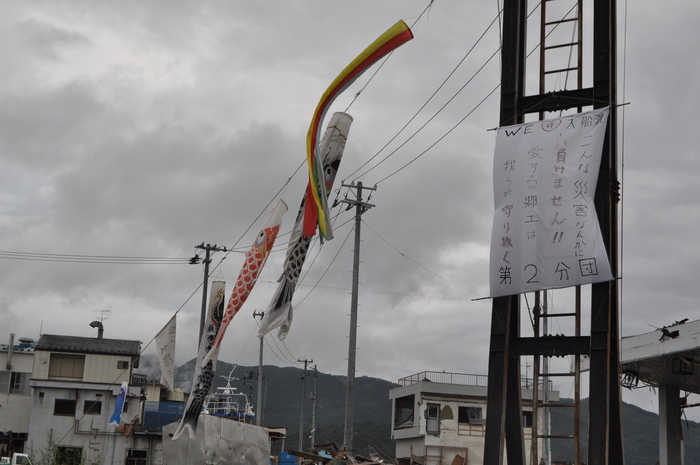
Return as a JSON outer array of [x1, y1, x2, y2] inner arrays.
[[35, 334, 141, 356]]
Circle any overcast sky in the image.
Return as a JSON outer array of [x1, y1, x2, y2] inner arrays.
[[2, 1, 700, 422]]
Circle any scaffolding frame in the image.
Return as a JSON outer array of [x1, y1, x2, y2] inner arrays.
[[483, 0, 622, 464]]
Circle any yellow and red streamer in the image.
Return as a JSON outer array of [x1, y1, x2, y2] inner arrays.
[[304, 20, 414, 240]]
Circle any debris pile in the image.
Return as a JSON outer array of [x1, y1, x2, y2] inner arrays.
[[287, 443, 394, 465]]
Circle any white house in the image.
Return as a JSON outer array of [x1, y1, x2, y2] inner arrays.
[[0, 334, 35, 457], [27, 333, 148, 465], [389, 371, 558, 465]]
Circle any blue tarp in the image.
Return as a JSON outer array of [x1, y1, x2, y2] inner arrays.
[[278, 452, 297, 464], [143, 401, 186, 430]]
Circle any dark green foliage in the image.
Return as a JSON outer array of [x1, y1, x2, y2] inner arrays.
[[550, 398, 700, 465]]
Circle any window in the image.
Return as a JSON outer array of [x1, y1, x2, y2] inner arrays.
[[0, 372, 30, 395], [56, 446, 82, 465], [458, 406, 483, 425], [522, 410, 533, 428], [54, 399, 77, 416], [426, 403, 440, 434], [48, 354, 85, 379], [117, 360, 129, 369], [394, 395, 415, 429], [0, 372, 8, 393], [10, 372, 30, 395], [84, 400, 102, 415], [125, 449, 148, 465]]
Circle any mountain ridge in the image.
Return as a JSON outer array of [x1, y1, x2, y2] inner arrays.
[[164, 358, 700, 463]]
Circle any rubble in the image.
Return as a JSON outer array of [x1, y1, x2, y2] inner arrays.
[[287, 442, 393, 465]]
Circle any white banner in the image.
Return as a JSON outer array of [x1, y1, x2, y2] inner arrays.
[[489, 107, 613, 297], [155, 314, 177, 391]]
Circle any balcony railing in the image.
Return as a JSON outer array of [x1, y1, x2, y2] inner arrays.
[[398, 371, 553, 391], [131, 373, 147, 384], [398, 371, 488, 387]]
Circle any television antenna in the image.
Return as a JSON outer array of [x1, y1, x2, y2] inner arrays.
[[91, 307, 112, 323]]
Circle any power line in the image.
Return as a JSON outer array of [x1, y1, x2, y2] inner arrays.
[[342, 0, 435, 114], [294, 222, 355, 310], [190, 9, 513, 333], [0, 250, 191, 264], [361, 219, 483, 298], [349, 2, 551, 186], [345, 10, 504, 183], [92, 9, 522, 394], [256, 280, 475, 302], [374, 79, 501, 185]]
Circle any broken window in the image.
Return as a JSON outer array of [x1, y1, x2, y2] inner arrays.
[[125, 449, 148, 465], [458, 406, 483, 425], [83, 400, 102, 415], [56, 446, 83, 465], [394, 394, 415, 429], [426, 403, 440, 434], [54, 399, 77, 416]]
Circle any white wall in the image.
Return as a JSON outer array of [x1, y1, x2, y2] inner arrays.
[[0, 348, 34, 433], [32, 351, 132, 384], [392, 381, 548, 465], [27, 384, 141, 465]]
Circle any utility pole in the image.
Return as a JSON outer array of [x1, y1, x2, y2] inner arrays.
[[310, 365, 318, 446], [245, 371, 254, 402], [193, 243, 227, 339], [298, 357, 313, 451], [253, 310, 265, 426], [262, 374, 268, 425], [341, 181, 375, 453]]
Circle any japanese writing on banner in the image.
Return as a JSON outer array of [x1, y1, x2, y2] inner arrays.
[[155, 315, 177, 391], [489, 107, 613, 297]]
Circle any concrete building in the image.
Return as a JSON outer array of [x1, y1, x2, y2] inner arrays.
[[0, 326, 198, 465], [620, 318, 700, 465], [27, 333, 150, 464], [389, 371, 558, 465], [0, 334, 35, 457]]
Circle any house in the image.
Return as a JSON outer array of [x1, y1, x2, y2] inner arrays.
[[0, 334, 35, 457], [27, 332, 152, 464], [7, 325, 277, 464], [389, 371, 559, 465]]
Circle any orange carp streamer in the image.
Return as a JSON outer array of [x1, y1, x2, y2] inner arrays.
[[201, 199, 287, 368]]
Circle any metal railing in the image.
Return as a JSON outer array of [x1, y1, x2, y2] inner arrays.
[[398, 371, 553, 392], [398, 371, 488, 387]]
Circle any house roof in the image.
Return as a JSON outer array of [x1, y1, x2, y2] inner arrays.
[[35, 334, 141, 356]]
